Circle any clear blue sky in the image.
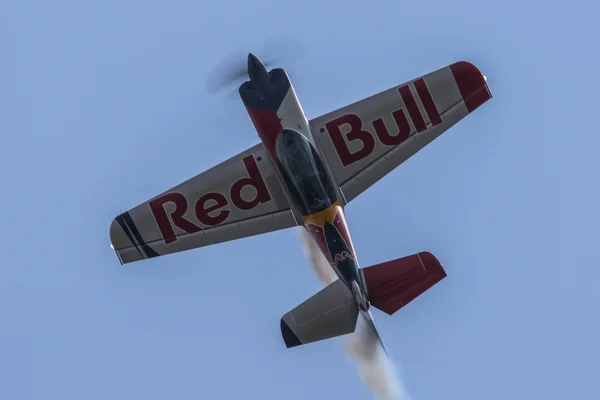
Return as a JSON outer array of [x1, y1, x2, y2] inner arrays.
[[2, 1, 599, 399]]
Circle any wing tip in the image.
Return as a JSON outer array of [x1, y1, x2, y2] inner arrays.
[[450, 61, 493, 113], [280, 318, 302, 348], [108, 217, 125, 265], [109, 213, 152, 265], [109, 214, 128, 248]]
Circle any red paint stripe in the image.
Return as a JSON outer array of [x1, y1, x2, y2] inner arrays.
[[450, 61, 492, 113], [398, 85, 427, 133], [246, 107, 283, 159], [413, 78, 442, 126]]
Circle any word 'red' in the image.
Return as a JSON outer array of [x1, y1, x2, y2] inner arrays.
[[149, 155, 271, 244]]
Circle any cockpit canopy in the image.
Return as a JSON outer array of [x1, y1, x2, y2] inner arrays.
[[275, 129, 338, 216]]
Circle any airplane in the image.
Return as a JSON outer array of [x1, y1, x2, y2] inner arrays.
[[109, 53, 492, 349]]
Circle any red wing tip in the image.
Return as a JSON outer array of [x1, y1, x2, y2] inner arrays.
[[450, 61, 492, 113]]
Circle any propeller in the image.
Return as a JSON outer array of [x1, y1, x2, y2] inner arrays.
[[204, 37, 308, 97]]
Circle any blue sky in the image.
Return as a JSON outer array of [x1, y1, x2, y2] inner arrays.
[[2, 1, 599, 399]]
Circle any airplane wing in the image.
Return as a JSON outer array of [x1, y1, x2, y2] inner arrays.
[[110, 144, 298, 264], [309, 61, 492, 203]]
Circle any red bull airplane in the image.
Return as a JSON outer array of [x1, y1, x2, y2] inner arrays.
[[110, 53, 492, 349]]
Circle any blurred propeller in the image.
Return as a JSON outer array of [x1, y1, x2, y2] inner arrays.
[[204, 37, 307, 97]]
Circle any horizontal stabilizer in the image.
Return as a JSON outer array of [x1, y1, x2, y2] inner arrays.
[[281, 279, 358, 348], [362, 252, 446, 315]]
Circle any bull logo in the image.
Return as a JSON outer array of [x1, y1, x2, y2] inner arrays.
[[324, 220, 354, 268]]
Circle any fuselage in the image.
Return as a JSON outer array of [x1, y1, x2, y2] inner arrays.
[[239, 54, 368, 309]]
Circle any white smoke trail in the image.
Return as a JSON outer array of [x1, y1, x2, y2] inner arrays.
[[298, 227, 337, 285], [297, 228, 411, 400]]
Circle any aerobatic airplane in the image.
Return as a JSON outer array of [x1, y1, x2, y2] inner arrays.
[[110, 53, 492, 349]]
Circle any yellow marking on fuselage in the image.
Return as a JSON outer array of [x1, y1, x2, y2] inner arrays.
[[301, 200, 342, 227]]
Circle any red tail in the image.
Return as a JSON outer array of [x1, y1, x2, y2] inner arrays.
[[362, 252, 446, 315]]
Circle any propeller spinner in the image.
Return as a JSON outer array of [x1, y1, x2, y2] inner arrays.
[[204, 38, 307, 97]]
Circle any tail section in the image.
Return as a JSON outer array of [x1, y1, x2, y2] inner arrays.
[[361, 252, 446, 315], [281, 279, 359, 348]]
